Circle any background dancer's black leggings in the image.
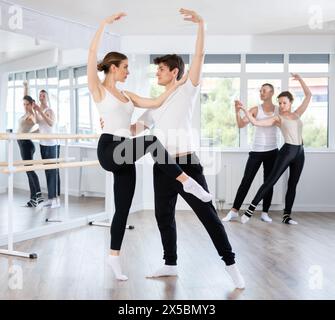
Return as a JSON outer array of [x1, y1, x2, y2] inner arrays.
[[17, 140, 42, 200], [97, 133, 184, 251], [245, 144, 305, 222], [233, 149, 278, 213]]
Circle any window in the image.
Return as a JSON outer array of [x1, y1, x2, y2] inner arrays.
[[59, 69, 70, 87], [76, 87, 91, 135], [73, 66, 101, 142], [36, 69, 46, 86], [58, 89, 71, 134], [74, 66, 88, 86], [289, 54, 329, 73], [47, 67, 58, 86], [6, 80, 15, 129], [201, 78, 240, 148], [199, 53, 331, 150], [203, 55, 241, 73], [246, 54, 284, 73], [14, 73, 24, 128], [289, 77, 328, 148]]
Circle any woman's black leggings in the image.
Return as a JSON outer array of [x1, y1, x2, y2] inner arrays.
[[97, 134, 184, 251], [245, 144, 305, 222], [17, 140, 42, 200]]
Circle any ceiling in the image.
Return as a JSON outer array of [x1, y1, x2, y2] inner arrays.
[[9, 0, 335, 35], [1, 0, 334, 65]]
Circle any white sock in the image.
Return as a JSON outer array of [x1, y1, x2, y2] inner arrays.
[[182, 177, 213, 203], [108, 256, 128, 281], [241, 215, 250, 224], [146, 265, 178, 278], [261, 212, 272, 223], [225, 264, 245, 289], [288, 219, 298, 225], [222, 210, 239, 222]]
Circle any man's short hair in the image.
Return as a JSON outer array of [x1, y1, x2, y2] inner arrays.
[[154, 54, 185, 80], [261, 83, 274, 92]]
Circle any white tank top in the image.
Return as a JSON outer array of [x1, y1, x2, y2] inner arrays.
[[95, 89, 134, 138], [17, 113, 36, 134], [37, 107, 58, 146], [278, 114, 303, 146], [252, 105, 279, 152]]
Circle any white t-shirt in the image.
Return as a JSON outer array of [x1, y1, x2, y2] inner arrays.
[[138, 79, 200, 156], [36, 107, 58, 146]]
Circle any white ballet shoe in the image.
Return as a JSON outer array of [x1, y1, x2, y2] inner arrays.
[[222, 210, 239, 222], [285, 219, 298, 225], [261, 212, 272, 223], [225, 264, 245, 289], [108, 255, 128, 281], [146, 265, 178, 278]]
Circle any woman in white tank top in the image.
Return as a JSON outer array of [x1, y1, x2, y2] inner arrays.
[[88, 14, 213, 281], [240, 74, 312, 225], [24, 82, 61, 209], [223, 83, 280, 224], [17, 85, 44, 208]]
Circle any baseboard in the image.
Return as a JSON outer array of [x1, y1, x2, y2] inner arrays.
[[0, 211, 109, 247], [292, 205, 335, 213]]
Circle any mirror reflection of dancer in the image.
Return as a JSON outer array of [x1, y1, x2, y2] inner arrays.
[[88, 13, 213, 281], [223, 84, 279, 223], [133, 9, 245, 289], [240, 74, 312, 225], [24, 82, 61, 209], [18, 82, 44, 208]]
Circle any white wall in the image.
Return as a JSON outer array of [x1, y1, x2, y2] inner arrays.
[[121, 35, 335, 54]]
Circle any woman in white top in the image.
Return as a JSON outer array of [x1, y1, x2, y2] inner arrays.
[[17, 86, 44, 208], [24, 84, 61, 209], [88, 13, 212, 281], [223, 83, 279, 223], [240, 74, 312, 225]]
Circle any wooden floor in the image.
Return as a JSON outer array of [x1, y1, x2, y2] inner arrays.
[[0, 208, 335, 300]]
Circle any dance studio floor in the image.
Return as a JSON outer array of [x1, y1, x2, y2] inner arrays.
[[0, 197, 335, 299]]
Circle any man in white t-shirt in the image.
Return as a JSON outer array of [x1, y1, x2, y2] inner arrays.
[[133, 9, 245, 289]]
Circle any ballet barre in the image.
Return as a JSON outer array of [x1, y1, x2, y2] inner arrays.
[[0, 157, 76, 167], [1, 160, 99, 174], [0, 132, 133, 260]]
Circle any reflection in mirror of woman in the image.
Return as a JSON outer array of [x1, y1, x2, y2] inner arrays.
[[17, 81, 44, 209], [25, 81, 61, 209]]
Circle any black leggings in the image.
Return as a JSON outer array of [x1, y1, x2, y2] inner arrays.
[[17, 140, 42, 200], [154, 153, 235, 266], [97, 134, 184, 251], [245, 144, 305, 221], [233, 149, 278, 213]]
